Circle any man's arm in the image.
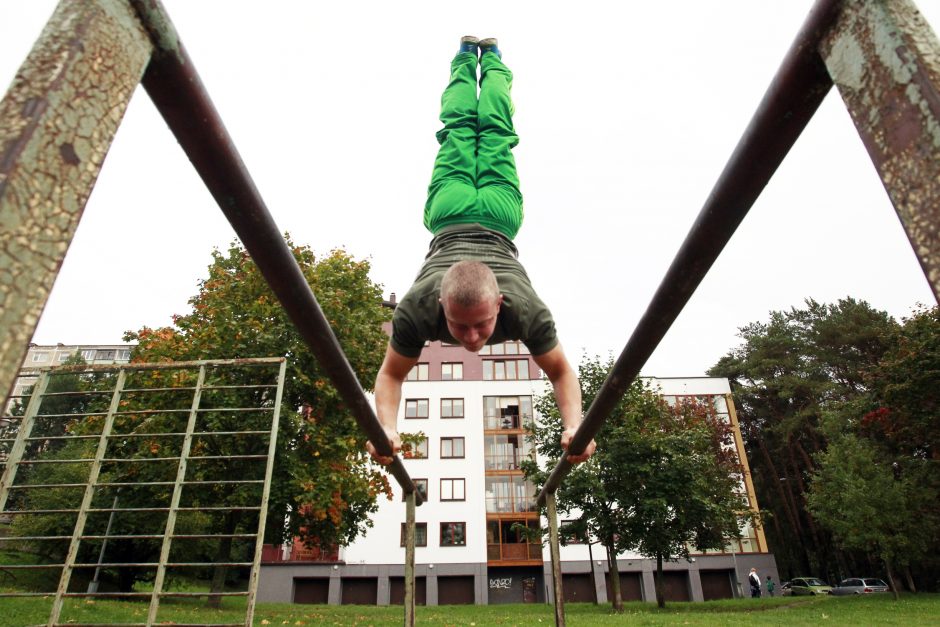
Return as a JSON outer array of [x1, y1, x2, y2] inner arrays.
[[366, 343, 418, 465], [532, 343, 596, 463]]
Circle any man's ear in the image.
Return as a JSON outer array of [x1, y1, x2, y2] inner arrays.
[[496, 294, 504, 309]]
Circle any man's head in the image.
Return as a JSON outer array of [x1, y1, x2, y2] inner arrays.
[[439, 260, 502, 353]]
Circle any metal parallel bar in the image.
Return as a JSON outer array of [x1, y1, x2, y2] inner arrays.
[[14, 430, 266, 441], [120, 386, 196, 393], [17, 434, 101, 441], [148, 364, 205, 626], [128, 0, 423, 503], [404, 491, 416, 627], [51, 369, 126, 625], [79, 533, 256, 540], [0, 371, 50, 511], [61, 591, 249, 597], [15, 458, 96, 465], [245, 359, 285, 627], [29, 413, 107, 419], [5, 483, 89, 490], [0, 508, 81, 515], [194, 408, 273, 413], [1, 564, 66, 569], [547, 493, 566, 627], [39, 390, 114, 397], [0, 535, 71, 541], [200, 384, 278, 390], [820, 0, 940, 301], [536, 0, 843, 505]]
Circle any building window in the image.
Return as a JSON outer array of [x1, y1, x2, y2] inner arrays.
[[484, 433, 532, 470], [441, 437, 465, 459], [561, 520, 584, 544], [400, 522, 428, 547], [96, 350, 116, 361], [116, 349, 131, 360], [485, 476, 537, 513], [484, 396, 534, 430], [402, 478, 428, 502], [406, 363, 429, 381], [80, 349, 96, 360], [441, 362, 463, 380], [480, 341, 530, 356], [404, 399, 429, 419], [31, 352, 48, 363], [441, 398, 464, 419], [57, 353, 70, 362], [440, 478, 466, 501], [402, 437, 429, 459], [440, 522, 466, 546], [482, 359, 530, 381]]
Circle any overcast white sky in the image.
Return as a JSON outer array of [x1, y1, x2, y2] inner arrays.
[[2, 1, 937, 377]]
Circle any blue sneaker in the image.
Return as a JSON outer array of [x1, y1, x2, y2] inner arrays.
[[479, 38, 501, 59], [459, 36, 479, 55]]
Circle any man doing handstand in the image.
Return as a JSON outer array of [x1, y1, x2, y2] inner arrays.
[[367, 37, 595, 466]]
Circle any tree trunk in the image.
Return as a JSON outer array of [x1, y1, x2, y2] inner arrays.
[[903, 565, 917, 593], [606, 542, 623, 612], [655, 553, 665, 609], [884, 558, 900, 601], [207, 511, 240, 608]]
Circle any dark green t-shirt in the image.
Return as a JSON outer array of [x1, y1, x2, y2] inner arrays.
[[391, 224, 558, 358]]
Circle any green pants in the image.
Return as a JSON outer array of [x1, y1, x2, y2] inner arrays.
[[424, 52, 523, 240]]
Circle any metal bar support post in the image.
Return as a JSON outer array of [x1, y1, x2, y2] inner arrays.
[[49, 369, 127, 626], [546, 492, 565, 627], [245, 359, 287, 626], [0, 371, 50, 511], [404, 490, 416, 627], [146, 364, 206, 625]]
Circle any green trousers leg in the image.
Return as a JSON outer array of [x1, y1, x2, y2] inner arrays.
[[424, 52, 523, 240]]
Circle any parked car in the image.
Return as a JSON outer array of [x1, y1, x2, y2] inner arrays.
[[781, 581, 792, 596], [831, 578, 890, 595], [788, 577, 833, 595]]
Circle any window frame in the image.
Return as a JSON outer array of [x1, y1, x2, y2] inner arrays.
[[400, 522, 428, 547], [402, 478, 428, 502], [440, 521, 466, 547], [439, 478, 466, 502], [404, 398, 429, 419], [406, 363, 429, 381], [440, 398, 464, 419], [440, 437, 465, 459], [440, 362, 464, 381]]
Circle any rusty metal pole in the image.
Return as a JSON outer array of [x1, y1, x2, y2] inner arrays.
[[820, 0, 940, 302], [537, 0, 843, 506], [546, 492, 565, 627], [0, 0, 152, 410], [404, 491, 416, 627]]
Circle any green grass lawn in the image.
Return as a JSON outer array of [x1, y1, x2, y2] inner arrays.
[[2, 593, 938, 626]]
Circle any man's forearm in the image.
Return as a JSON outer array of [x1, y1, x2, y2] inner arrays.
[[551, 368, 583, 430], [374, 370, 403, 432]]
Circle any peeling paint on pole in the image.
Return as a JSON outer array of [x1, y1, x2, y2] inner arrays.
[[821, 0, 940, 302], [0, 0, 153, 406]]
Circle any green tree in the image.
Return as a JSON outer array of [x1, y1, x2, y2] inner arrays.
[[525, 356, 749, 609], [708, 298, 897, 581], [123, 239, 393, 601], [806, 434, 934, 600]]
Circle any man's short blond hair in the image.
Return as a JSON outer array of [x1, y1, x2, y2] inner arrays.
[[440, 261, 500, 308]]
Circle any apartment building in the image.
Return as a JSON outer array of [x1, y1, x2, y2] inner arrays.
[[258, 339, 778, 606]]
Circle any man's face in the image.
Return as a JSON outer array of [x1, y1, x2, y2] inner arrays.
[[441, 295, 502, 353]]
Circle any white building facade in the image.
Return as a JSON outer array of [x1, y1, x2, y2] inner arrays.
[[258, 339, 779, 606]]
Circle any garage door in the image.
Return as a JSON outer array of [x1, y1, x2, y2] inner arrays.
[[605, 572, 643, 601], [700, 569, 735, 600], [389, 576, 427, 605], [438, 575, 475, 605], [341, 577, 378, 605], [293, 577, 329, 604], [663, 571, 690, 601], [561, 573, 594, 602]]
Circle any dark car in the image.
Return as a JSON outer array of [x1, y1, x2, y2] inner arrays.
[[788, 577, 833, 596], [831, 578, 890, 595]]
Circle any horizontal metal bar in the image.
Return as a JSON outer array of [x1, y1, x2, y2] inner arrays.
[[0, 535, 71, 541], [113, 409, 190, 415], [194, 407, 274, 413], [16, 458, 93, 465], [132, 0, 423, 504], [34, 412, 107, 418], [19, 434, 100, 441], [120, 386, 196, 393], [5, 482, 87, 489], [39, 390, 113, 397], [59, 591, 248, 597], [0, 508, 79, 515], [70, 561, 252, 568], [0, 563, 65, 569], [201, 384, 278, 390], [45, 357, 284, 374], [93, 479, 264, 487], [187, 454, 267, 460], [536, 0, 842, 505], [77, 533, 257, 540], [0, 592, 63, 597]]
